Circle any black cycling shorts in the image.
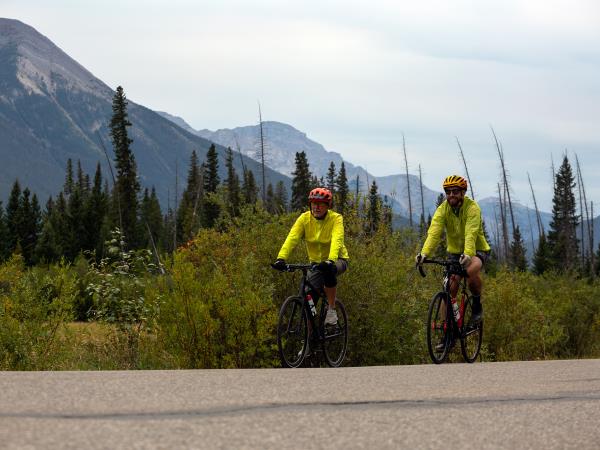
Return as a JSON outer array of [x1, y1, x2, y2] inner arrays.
[[307, 258, 348, 289], [449, 251, 489, 268]]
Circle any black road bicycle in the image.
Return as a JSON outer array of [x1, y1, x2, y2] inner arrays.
[[417, 258, 483, 364], [272, 263, 348, 368]]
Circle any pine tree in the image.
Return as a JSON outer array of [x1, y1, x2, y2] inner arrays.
[[202, 145, 221, 228], [335, 162, 349, 215], [224, 147, 241, 217], [204, 144, 220, 193], [35, 197, 59, 263], [368, 181, 381, 233], [291, 151, 312, 211], [84, 163, 108, 254], [67, 178, 86, 258], [547, 156, 579, 272], [178, 150, 203, 241], [242, 170, 259, 206], [140, 187, 163, 250], [109, 86, 140, 248], [509, 225, 527, 271], [265, 183, 276, 214], [19, 189, 41, 264], [326, 162, 336, 194], [0, 203, 11, 261], [533, 233, 552, 275], [274, 181, 288, 214], [64, 159, 74, 197], [6, 180, 22, 253]]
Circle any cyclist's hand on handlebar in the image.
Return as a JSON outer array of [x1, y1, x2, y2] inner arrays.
[[272, 259, 287, 271], [459, 254, 471, 268], [415, 253, 426, 265], [317, 260, 337, 275]]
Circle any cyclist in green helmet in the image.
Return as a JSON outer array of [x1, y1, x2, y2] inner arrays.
[[416, 175, 490, 323]]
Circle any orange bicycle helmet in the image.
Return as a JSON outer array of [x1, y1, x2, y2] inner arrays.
[[308, 187, 333, 206], [442, 175, 468, 191]]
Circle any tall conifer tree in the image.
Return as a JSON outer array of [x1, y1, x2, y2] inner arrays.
[[202, 144, 221, 228], [547, 156, 579, 272], [274, 181, 288, 214], [326, 162, 336, 193], [225, 147, 241, 217], [109, 86, 140, 248], [6, 180, 22, 253], [368, 181, 381, 233], [335, 162, 349, 214], [509, 225, 528, 271], [291, 151, 312, 211]]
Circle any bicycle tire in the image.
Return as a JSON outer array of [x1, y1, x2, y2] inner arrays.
[[323, 299, 348, 367], [427, 292, 451, 364], [277, 296, 309, 368], [460, 296, 483, 363]]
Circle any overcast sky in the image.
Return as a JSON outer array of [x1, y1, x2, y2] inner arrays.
[[4, 0, 600, 211]]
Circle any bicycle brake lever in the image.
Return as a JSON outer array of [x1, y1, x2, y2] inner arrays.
[[416, 263, 426, 278]]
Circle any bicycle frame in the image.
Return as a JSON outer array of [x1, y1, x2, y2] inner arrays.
[[420, 258, 469, 335], [286, 264, 342, 347]]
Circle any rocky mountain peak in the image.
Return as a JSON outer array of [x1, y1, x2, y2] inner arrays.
[[0, 18, 110, 99]]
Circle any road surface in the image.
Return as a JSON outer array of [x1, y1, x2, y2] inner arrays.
[[1, 359, 599, 449]]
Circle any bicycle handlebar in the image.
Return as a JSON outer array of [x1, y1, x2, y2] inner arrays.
[[416, 258, 467, 278], [270, 262, 318, 272]]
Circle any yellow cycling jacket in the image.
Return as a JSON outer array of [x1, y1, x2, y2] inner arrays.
[[422, 196, 490, 256], [277, 210, 349, 262]]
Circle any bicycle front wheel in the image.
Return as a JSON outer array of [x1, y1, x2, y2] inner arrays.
[[277, 296, 308, 368], [460, 296, 483, 363], [323, 299, 348, 367], [427, 292, 451, 364]]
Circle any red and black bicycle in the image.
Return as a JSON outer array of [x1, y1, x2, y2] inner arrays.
[[417, 258, 483, 364]]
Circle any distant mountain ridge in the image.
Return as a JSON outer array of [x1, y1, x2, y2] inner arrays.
[[0, 18, 289, 207], [157, 114, 441, 220]]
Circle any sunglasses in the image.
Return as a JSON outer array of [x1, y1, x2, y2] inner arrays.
[[444, 188, 463, 196]]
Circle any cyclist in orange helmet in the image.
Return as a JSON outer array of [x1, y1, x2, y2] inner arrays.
[[416, 175, 490, 324], [273, 187, 349, 326]]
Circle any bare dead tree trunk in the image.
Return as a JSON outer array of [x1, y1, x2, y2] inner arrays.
[[491, 126, 516, 236], [258, 103, 266, 204], [527, 172, 544, 239], [575, 159, 586, 269], [456, 136, 475, 199], [402, 134, 413, 226], [526, 207, 536, 258], [551, 153, 556, 193], [592, 201, 595, 275], [419, 164, 425, 224], [493, 205, 501, 259], [576, 154, 592, 266], [234, 136, 247, 178], [174, 159, 178, 250], [498, 182, 509, 263]]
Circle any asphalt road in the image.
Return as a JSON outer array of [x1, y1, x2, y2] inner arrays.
[[1, 359, 599, 449]]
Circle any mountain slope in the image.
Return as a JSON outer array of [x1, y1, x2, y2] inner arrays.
[[158, 115, 441, 219], [0, 18, 289, 206]]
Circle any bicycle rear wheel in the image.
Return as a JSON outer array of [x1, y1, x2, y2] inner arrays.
[[277, 296, 308, 368], [427, 292, 451, 364], [460, 296, 483, 363], [323, 299, 348, 367]]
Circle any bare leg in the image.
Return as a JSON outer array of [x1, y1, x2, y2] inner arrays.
[[324, 286, 336, 308], [466, 257, 483, 296]]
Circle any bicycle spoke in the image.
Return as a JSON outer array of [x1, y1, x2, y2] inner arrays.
[[277, 296, 308, 368], [323, 300, 348, 367]]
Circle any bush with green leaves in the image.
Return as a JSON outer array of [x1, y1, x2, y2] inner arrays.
[[152, 227, 278, 368], [86, 229, 162, 367], [0, 255, 77, 369]]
